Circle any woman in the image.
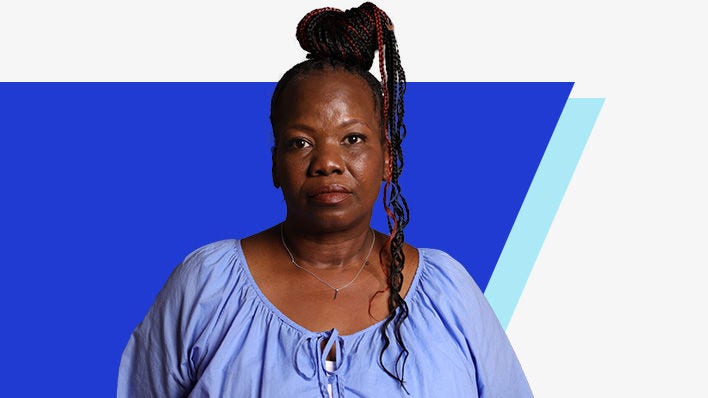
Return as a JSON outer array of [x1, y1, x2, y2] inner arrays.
[[118, 3, 532, 397]]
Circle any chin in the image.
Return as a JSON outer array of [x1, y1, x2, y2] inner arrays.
[[288, 209, 369, 233]]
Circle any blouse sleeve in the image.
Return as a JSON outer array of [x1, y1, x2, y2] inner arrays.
[[117, 240, 238, 398], [423, 249, 534, 398]]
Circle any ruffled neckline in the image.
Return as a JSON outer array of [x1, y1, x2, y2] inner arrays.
[[232, 239, 426, 340]]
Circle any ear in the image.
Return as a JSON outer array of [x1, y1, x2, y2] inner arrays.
[[382, 141, 392, 182], [271, 146, 280, 188]]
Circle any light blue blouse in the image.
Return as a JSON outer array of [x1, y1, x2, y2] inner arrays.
[[118, 239, 532, 397]]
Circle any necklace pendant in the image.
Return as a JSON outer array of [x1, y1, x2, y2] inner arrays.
[[333, 289, 339, 300]]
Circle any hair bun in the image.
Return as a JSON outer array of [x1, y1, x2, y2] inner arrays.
[[296, 2, 387, 70]]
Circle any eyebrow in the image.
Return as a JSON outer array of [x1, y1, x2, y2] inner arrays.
[[283, 123, 316, 133], [339, 119, 372, 129]]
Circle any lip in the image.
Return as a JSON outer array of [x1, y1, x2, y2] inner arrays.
[[308, 184, 353, 204], [308, 184, 351, 196]]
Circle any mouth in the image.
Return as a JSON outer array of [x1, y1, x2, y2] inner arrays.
[[308, 185, 352, 204]]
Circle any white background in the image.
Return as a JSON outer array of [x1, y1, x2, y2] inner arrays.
[[2, 1, 706, 396]]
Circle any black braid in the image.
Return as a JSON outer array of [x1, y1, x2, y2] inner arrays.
[[270, 3, 411, 389], [375, 7, 410, 389]]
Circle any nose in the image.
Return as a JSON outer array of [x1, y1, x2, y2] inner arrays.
[[308, 142, 344, 176]]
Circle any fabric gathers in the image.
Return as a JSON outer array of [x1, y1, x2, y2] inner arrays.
[[118, 239, 533, 397]]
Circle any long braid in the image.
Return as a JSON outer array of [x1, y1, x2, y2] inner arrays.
[[354, 4, 411, 388], [271, 3, 410, 389]]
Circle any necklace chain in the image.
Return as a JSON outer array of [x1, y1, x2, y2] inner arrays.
[[280, 223, 375, 300]]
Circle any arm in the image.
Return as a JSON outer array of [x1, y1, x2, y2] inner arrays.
[[117, 240, 237, 397], [429, 250, 533, 397], [464, 282, 532, 398]]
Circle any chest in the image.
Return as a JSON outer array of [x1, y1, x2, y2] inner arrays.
[[259, 268, 391, 336], [188, 305, 478, 398]]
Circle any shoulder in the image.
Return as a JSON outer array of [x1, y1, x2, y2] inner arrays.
[[179, 239, 240, 273], [418, 248, 471, 276], [173, 239, 239, 280], [138, 238, 249, 349], [413, 249, 533, 395], [155, 239, 243, 309], [119, 239, 247, 396], [416, 248, 484, 300], [412, 248, 497, 331]]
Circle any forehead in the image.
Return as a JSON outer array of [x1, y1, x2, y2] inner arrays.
[[273, 70, 379, 127]]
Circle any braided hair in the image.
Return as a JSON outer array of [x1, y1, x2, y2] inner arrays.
[[269, 2, 411, 388]]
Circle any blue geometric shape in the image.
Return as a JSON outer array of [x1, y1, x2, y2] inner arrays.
[[0, 83, 573, 396], [484, 98, 605, 328]]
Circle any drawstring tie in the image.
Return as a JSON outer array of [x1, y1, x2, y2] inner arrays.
[[293, 329, 346, 398]]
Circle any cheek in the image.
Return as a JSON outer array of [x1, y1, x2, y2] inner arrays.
[[275, 157, 303, 190], [350, 151, 384, 185]]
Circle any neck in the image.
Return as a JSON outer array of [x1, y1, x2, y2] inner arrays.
[[280, 221, 375, 270]]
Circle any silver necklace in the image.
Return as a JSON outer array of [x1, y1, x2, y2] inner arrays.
[[280, 223, 376, 300]]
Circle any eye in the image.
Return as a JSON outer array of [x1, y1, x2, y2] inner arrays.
[[344, 134, 366, 145], [287, 138, 312, 149]]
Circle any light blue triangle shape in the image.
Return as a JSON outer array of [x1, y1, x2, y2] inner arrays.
[[485, 98, 605, 328]]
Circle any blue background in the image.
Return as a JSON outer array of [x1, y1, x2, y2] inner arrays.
[[0, 82, 571, 396]]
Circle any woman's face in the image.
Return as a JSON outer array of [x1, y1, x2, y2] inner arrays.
[[272, 70, 388, 231]]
